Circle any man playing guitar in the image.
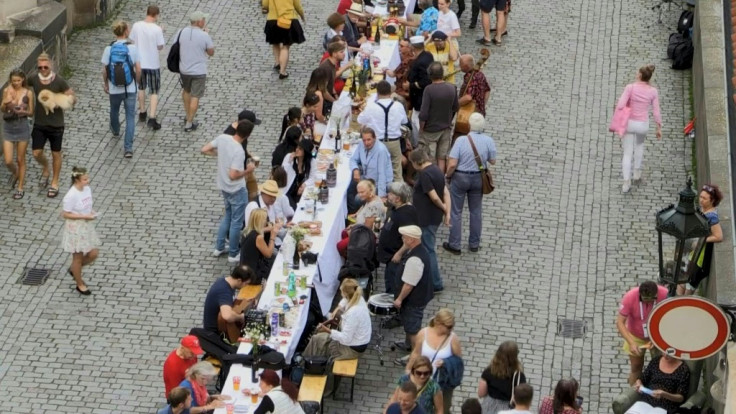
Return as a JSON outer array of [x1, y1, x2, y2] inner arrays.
[[203, 265, 257, 344]]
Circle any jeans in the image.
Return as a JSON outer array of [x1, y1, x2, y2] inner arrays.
[[621, 120, 648, 181], [109, 92, 137, 152], [216, 187, 248, 258], [384, 260, 402, 295], [449, 172, 483, 250], [421, 224, 442, 290]]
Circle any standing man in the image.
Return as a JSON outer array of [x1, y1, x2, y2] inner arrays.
[[476, 0, 507, 46], [407, 36, 434, 148], [378, 182, 418, 296], [410, 149, 450, 293], [393, 225, 434, 355], [418, 62, 458, 173], [177, 11, 214, 132], [101, 20, 141, 159], [424, 31, 458, 85], [28, 53, 75, 198], [129, 5, 165, 130], [162, 335, 204, 398], [358, 80, 408, 183], [348, 127, 393, 213], [385, 38, 415, 105], [224, 109, 263, 201], [458, 54, 490, 117], [616, 280, 668, 385], [444, 113, 496, 254], [201, 121, 255, 263]]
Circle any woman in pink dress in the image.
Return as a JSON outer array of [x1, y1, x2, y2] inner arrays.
[[614, 65, 662, 193]]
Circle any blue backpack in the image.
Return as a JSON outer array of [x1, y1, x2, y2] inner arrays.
[[107, 41, 134, 88]]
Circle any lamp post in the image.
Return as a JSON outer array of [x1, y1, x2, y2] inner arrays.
[[656, 178, 711, 295]]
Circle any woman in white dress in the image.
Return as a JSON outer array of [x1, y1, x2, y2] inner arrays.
[[61, 166, 100, 295]]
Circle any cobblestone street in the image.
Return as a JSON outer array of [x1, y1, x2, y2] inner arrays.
[[0, 0, 693, 412]]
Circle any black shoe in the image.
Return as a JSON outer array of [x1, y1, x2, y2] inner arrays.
[[184, 121, 199, 132], [124, 151, 133, 159], [469, 22, 476, 29], [442, 242, 461, 255], [138, 112, 147, 123], [279, 72, 289, 80], [393, 341, 412, 352], [273, 64, 280, 71], [75, 286, 92, 295], [147, 118, 162, 130], [469, 246, 479, 252], [476, 37, 492, 46]]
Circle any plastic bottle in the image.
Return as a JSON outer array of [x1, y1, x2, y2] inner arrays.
[[288, 271, 296, 298]]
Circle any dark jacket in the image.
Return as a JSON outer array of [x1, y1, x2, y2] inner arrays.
[[408, 50, 434, 111], [435, 355, 464, 390]]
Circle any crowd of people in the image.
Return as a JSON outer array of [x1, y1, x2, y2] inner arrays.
[[0, 0, 722, 412]]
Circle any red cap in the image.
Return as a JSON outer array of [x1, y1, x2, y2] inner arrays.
[[181, 335, 204, 355]]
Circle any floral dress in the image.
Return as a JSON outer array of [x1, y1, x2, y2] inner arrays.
[[398, 374, 440, 413]]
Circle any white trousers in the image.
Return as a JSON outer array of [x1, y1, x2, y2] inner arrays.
[[621, 120, 648, 181]]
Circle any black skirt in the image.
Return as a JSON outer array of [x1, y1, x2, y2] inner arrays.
[[264, 19, 306, 46]]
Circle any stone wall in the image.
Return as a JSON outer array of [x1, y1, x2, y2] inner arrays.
[[692, 0, 736, 412], [63, 0, 121, 29]]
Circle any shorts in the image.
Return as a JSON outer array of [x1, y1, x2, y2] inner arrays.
[[479, 0, 506, 13], [419, 128, 452, 160], [138, 69, 161, 94], [180, 74, 206, 98], [399, 305, 425, 335], [31, 125, 64, 152], [622, 336, 660, 357]]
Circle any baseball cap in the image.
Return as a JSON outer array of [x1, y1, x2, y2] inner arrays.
[[190, 11, 210, 22], [238, 109, 262, 125], [431, 30, 448, 40], [181, 335, 204, 355]]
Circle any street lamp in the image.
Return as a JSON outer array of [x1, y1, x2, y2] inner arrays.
[[656, 178, 711, 293]]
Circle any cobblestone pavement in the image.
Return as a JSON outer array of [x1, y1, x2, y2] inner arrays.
[[0, 0, 692, 412]]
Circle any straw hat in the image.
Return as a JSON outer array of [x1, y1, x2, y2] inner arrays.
[[260, 180, 280, 197]]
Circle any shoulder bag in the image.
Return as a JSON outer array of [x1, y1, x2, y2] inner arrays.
[[467, 134, 494, 195], [609, 84, 633, 137], [508, 370, 521, 408], [166, 29, 183, 73]]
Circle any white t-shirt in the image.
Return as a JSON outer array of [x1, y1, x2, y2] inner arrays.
[[63, 186, 93, 215], [437, 10, 460, 35], [176, 26, 214, 75], [129, 21, 165, 69], [210, 134, 245, 193]]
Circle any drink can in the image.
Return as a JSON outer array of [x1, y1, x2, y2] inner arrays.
[[278, 309, 285, 327], [300, 276, 307, 289], [274, 281, 281, 295], [282, 261, 289, 276]]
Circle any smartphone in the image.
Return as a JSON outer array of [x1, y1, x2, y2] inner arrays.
[[576, 396, 584, 407], [639, 386, 654, 395]]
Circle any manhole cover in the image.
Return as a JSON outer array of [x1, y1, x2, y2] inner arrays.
[[19, 267, 51, 286], [557, 319, 587, 338]]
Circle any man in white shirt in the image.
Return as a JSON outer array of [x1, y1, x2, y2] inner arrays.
[[201, 121, 254, 263], [498, 384, 534, 414], [176, 11, 215, 132], [129, 5, 165, 130], [244, 180, 289, 247], [357, 80, 408, 183]]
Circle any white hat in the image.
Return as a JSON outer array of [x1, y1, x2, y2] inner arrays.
[[399, 225, 422, 238], [347, 3, 365, 15], [190, 11, 209, 21], [409, 35, 425, 45]]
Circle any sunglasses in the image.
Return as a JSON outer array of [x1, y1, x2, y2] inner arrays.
[[640, 295, 657, 302], [38, 66, 49, 70], [702, 185, 715, 194], [413, 370, 431, 377]]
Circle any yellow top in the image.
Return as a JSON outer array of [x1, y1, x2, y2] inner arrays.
[[425, 42, 457, 84], [261, 0, 305, 21]]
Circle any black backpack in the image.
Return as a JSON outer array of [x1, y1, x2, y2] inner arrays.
[[342, 224, 378, 276], [668, 33, 694, 70], [167, 29, 183, 73], [677, 10, 694, 37]]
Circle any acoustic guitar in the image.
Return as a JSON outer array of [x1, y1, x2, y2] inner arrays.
[[217, 287, 261, 344], [455, 49, 491, 135]]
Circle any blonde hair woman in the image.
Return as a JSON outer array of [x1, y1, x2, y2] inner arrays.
[[303, 278, 372, 361], [240, 208, 282, 282], [405, 308, 462, 414], [178, 361, 231, 413], [386, 356, 443, 414]]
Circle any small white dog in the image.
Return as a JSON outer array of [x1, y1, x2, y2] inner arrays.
[[37, 89, 76, 115]]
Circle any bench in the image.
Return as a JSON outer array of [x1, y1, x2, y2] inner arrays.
[[331, 358, 358, 402], [298, 375, 327, 414]]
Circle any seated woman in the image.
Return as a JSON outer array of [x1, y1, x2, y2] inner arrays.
[[272, 127, 303, 168], [178, 361, 231, 413], [539, 378, 582, 414], [337, 179, 386, 257], [300, 92, 321, 140], [385, 356, 443, 414], [306, 66, 336, 123], [628, 354, 689, 413], [304, 278, 372, 360], [282, 139, 318, 209], [253, 369, 305, 414], [240, 208, 282, 282], [279, 106, 302, 143], [270, 166, 296, 221]]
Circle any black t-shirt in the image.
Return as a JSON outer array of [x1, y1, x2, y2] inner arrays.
[[481, 368, 527, 402], [28, 74, 71, 127], [377, 204, 418, 262], [413, 165, 445, 227], [253, 396, 274, 414], [203, 277, 235, 332], [224, 124, 250, 166]]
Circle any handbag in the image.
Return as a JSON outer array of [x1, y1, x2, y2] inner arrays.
[[508, 370, 521, 408], [277, 16, 292, 29], [609, 105, 631, 137], [467, 134, 494, 195]]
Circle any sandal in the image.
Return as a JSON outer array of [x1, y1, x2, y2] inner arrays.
[[47, 187, 59, 198], [12, 190, 24, 199], [491, 38, 502, 46], [39, 175, 49, 189]]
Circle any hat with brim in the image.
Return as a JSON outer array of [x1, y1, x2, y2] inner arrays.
[[181, 335, 204, 356], [190, 11, 209, 21], [260, 180, 280, 197], [409, 35, 425, 45], [398, 225, 422, 238], [347, 3, 365, 15]]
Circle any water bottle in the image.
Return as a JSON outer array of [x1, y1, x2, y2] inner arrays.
[[288, 271, 296, 298]]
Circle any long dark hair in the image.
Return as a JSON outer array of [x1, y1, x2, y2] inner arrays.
[[259, 369, 299, 401], [7, 68, 27, 87], [306, 66, 331, 97], [552, 378, 579, 414], [294, 139, 314, 177], [488, 341, 522, 379]]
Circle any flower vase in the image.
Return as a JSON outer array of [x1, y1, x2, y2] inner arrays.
[[358, 83, 367, 99]]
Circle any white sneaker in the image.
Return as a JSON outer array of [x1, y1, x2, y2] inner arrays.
[[633, 169, 642, 182], [212, 248, 227, 257], [227, 254, 241, 263], [622, 180, 631, 193]]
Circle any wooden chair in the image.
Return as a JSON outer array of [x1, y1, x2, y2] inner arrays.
[[331, 359, 359, 402], [298, 375, 328, 414]]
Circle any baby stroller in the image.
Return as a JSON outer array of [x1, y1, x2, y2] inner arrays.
[[334, 224, 378, 308]]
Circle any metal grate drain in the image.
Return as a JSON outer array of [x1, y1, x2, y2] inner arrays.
[[557, 319, 587, 338], [19, 267, 51, 286]]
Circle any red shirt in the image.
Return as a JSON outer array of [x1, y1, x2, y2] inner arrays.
[[337, 0, 353, 14], [163, 349, 197, 397]]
